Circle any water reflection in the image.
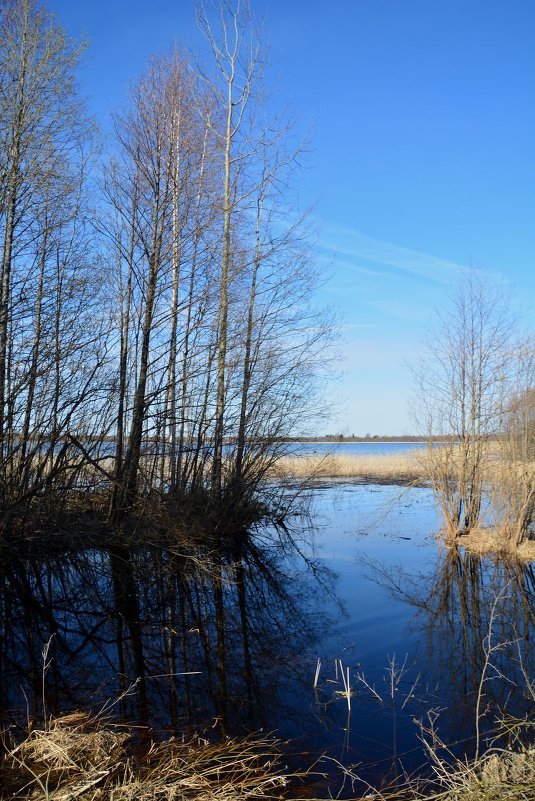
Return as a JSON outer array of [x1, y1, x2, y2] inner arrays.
[[364, 546, 535, 749], [3, 485, 534, 796], [0, 524, 335, 734]]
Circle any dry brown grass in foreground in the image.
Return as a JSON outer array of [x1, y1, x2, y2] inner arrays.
[[337, 715, 535, 800], [360, 748, 535, 800], [2, 712, 292, 801]]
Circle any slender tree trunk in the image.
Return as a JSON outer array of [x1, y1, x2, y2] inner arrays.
[[234, 186, 265, 486], [189, 338, 217, 491], [176, 122, 209, 487], [109, 194, 136, 522], [162, 113, 183, 491], [120, 144, 164, 514], [211, 76, 234, 498], [20, 207, 49, 478]]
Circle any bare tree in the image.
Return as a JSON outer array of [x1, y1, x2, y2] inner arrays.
[[0, 0, 105, 529], [415, 272, 513, 541], [196, 0, 262, 500], [107, 56, 184, 522], [492, 338, 535, 546]]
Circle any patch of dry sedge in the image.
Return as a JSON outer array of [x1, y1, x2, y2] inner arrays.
[[3, 712, 535, 800], [3, 713, 292, 801], [455, 528, 535, 561]]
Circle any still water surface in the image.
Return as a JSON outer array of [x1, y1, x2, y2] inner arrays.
[[2, 444, 534, 793], [283, 480, 534, 789]]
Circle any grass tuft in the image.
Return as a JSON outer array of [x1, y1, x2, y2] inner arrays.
[[2, 712, 295, 800]]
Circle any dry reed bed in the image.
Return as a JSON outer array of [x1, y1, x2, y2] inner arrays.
[[272, 447, 535, 484], [271, 449, 427, 482]]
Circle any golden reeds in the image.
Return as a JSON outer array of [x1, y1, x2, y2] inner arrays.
[[271, 448, 426, 482], [272, 446, 535, 486]]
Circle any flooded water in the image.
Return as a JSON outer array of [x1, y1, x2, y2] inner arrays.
[[2, 460, 534, 794], [282, 482, 535, 792]]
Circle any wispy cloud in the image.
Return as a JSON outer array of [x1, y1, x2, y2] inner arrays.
[[319, 225, 466, 284], [340, 322, 379, 331], [315, 253, 394, 278]]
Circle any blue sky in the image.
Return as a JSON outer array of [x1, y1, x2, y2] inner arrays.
[[47, 0, 535, 435]]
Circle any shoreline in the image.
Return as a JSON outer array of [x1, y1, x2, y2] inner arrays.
[[6, 711, 533, 801]]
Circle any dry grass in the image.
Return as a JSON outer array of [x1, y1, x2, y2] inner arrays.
[[271, 442, 535, 483], [455, 528, 535, 561], [2, 713, 293, 801], [271, 449, 426, 483], [413, 726, 535, 801], [339, 735, 535, 800]]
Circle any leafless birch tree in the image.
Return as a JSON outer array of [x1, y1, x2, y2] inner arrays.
[[416, 272, 512, 541], [491, 338, 535, 546], [0, 0, 105, 530]]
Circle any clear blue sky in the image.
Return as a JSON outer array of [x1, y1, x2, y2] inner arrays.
[[47, 0, 535, 435]]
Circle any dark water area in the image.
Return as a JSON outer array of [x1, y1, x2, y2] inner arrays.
[[2, 474, 534, 796]]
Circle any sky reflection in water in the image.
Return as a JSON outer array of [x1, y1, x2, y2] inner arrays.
[[286, 482, 535, 791]]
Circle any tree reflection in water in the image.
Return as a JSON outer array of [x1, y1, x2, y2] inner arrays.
[[361, 546, 535, 753], [0, 522, 336, 735]]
